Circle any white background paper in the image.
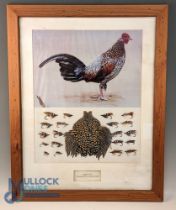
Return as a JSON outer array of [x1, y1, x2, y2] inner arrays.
[[20, 17, 155, 190]]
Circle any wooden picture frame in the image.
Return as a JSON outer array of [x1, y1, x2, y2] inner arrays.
[[7, 4, 168, 201]]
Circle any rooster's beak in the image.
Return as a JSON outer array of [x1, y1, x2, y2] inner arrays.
[[129, 37, 132, 41]]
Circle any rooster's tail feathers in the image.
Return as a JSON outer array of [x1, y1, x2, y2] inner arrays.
[[39, 54, 86, 82]]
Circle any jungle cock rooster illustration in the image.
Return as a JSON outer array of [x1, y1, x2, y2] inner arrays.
[[39, 33, 132, 100]]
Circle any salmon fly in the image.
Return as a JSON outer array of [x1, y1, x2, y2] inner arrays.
[[111, 131, 123, 137], [43, 151, 49, 156], [124, 130, 136, 137], [53, 130, 64, 138], [51, 141, 63, 147], [125, 149, 137, 155], [63, 113, 73, 118], [39, 132, 49, 138], [121, 112, 133, 118], [121, 120, 133, 127], [40, 122, 53, 129], [111, 140, 123, 146], [101, 112, 113, 119], [107, 122, 118, 128], [110, 150, 123, 156], [54, 151, 62, 156], [44, 112, 58, 120], [56, 122, 68, 128], [125, 140, 135, 145], [40, 142, 49, 147]]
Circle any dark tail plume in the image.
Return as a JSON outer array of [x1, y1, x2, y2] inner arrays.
[[39, 54, 86, 82]]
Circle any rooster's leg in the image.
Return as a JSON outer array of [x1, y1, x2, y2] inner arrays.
[[99, 83, 108, 101]]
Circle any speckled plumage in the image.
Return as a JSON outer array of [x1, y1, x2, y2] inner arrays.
[[84, 39, 126, 83], [64, 111, 112, 159]]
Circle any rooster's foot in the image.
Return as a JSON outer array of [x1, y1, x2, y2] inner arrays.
[[90, 95, 109, 101], [98, 95, 109, 101]]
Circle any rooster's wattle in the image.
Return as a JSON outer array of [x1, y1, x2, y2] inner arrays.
[[39, 33, 132, 100]]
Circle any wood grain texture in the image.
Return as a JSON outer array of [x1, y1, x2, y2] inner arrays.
[[7, 4, 168, 202], [152, 5, 168, 201], [7, 4, 167, 17], [7, 6, 23, 201]]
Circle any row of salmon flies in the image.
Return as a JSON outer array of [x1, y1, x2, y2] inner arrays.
[[43, 149, 136, 157], [42, 149, 137, 157], [43, 112, 73, 120], [40, 140, 135, 147], [41, 112, 134, 131], [43, 151, 62, 157], [43, 111, 133, 120], [40, 138, 137, 157], [40, 121, 133, 129], [110, 149, 137, 156], [39, 129, 136, 139], [42, 147, 136, 157], [40, 139, 137, 156]]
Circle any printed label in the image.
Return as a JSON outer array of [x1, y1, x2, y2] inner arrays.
[[74, 170, 101, 182]]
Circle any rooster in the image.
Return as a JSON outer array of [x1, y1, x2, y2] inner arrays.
[[39, 33, 132, 100]]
